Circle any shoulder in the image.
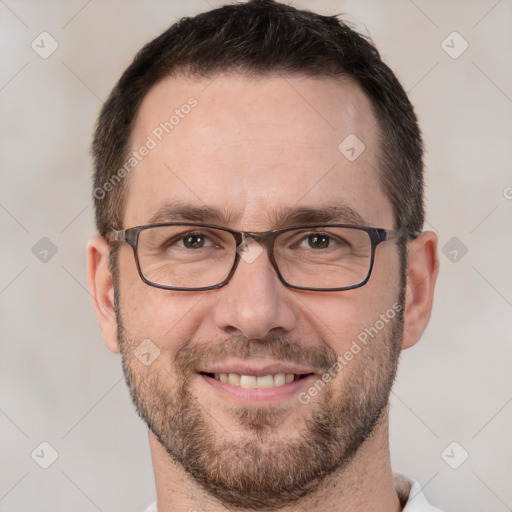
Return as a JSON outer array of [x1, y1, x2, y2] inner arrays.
[[142, 502, 157, 512]]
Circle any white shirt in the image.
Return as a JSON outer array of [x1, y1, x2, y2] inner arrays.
[[395, 474, 442, 511], [143, 474, 442, 512]]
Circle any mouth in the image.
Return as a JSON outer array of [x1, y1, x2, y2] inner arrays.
[[197, 370, 318, 404], [199, 371, 312, 389]]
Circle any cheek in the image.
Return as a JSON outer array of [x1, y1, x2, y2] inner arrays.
[[296, 270, 401, 354], [117, 252, 205, 346]]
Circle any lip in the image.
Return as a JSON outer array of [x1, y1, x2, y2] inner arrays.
[[196, 360, 316, 377], [198, 372, 318, 404]]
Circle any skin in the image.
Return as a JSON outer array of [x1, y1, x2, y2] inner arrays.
[[87, 74, 438, 511]]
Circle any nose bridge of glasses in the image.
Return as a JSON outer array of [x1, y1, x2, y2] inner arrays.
[[232, 230, 280, 277], [240, 230, 277, 252], [236, 231, 283, 273]]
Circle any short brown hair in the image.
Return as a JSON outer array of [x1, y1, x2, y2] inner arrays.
[[92, 0, 424, 246]]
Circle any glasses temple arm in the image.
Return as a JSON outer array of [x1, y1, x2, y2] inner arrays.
[[108, 230, 126, 243]]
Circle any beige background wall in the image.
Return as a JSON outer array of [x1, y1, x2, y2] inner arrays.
[[1, 1, 511, 511]]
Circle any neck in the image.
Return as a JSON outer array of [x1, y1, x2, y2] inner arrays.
[[149, 407, 401, 512]]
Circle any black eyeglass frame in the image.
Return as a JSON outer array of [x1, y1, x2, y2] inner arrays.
[[109, 222, 408, 292]]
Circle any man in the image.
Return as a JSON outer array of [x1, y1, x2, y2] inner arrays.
[[87, 1, 439, 510]]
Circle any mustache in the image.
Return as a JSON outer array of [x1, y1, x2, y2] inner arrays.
[[174, 333, 339, 375]]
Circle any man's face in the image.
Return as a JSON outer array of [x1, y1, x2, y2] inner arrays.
[[116, 74, 403, 508]]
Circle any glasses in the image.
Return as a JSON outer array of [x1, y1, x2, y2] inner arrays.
[[109, 223, 405, 292]]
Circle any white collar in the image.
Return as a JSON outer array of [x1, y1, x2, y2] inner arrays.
[[395, 473, 443, 512]]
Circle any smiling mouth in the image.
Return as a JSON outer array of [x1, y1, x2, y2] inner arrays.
[[200, 372, 312, 389]]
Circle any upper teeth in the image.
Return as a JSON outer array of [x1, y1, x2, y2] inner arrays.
[[214, 373, 297, 388]]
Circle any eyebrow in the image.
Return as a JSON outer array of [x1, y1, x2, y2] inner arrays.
[[145, 201, 368, 228], [146, 202, 241, 225], [270, 205, 367, 227]]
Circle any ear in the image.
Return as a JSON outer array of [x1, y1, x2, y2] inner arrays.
[[402, 231, 439, 349], [86, 236, 120, 353]]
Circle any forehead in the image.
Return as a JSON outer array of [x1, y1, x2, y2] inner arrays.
[[124, 73, 393, 229]]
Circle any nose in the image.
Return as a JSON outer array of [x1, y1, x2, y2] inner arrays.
[[212, 239, 296, 339]]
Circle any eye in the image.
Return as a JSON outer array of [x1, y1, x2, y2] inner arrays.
[[300, 233, 333, 249], [177, 232, 213, 249]]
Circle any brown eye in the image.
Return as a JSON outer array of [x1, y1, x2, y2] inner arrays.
[[307, 233, 330, 249], [182, 233, 206, 249]]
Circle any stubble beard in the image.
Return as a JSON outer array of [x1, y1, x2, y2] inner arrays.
[[116, 290, 404, 510]]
